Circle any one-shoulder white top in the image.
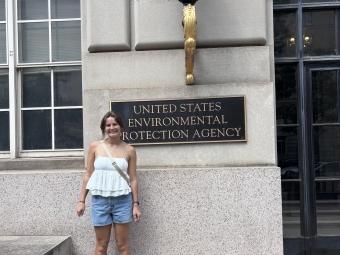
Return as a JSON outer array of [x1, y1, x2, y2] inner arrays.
[[86, 156, 131, 197]]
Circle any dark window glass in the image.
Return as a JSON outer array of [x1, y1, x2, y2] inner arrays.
[[303, 0, 340, 2], [303, 11, 336, 56], [278, 127, 299, 179], [312, 70, 338, 123], [0, 111, 9, 151], [0, 24, 6, 64], [313, 126, 340, 178], [312, 68, 340, 235], [0, 70, 9, 109], [274, 0, 298, 4], [51, 21, 81, 62], [274, 12, 296, 58], [18, 23, 49, 63], [22, 110, 51, 150], [51, 0, 80, 19], [17, 0, 48, 20], [276, 65, 298, 124], [279, 126, 301, 236], [316, 179, 340, 235], [282, 181, 301, 236], [55, 109, 83, 149], [54, 67, 82, 107], [22, 110, 52, 150], [309, 68, 340, 236], [0, 0, 5, 21], [22, 68, 51, 108]]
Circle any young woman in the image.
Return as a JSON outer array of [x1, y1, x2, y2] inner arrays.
[[76, 111, 141, 255]]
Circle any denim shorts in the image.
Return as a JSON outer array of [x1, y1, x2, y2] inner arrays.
[[91, 193, 133, 226]]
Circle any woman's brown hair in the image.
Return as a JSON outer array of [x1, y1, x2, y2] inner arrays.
[[100, 111, 125, 139]]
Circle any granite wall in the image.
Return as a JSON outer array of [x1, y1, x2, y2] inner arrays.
[[0, 167, 282, 254]]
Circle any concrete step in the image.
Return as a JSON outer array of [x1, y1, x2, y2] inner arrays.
[[0, 236, 72, 255]]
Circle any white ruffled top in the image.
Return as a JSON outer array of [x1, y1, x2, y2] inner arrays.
[[86, 156, 131, 197]]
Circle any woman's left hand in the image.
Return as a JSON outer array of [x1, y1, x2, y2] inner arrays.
[[133, 205, 142, 222]]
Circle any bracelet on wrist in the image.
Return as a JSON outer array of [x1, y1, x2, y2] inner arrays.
[[79, 201, 85, 203], [133, 201, 140, 205]]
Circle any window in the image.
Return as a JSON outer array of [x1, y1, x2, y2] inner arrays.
[[303, 10, 336, 56], [0, 0, 83, 156], [274, 12, 296, 58], [0, 0, 6, 64], [274, 0, 340, 254], [0, 69, 9, 151], [0, 0, 9, 152], [21, 67, 83, 151], [17, 0, 81, 63]]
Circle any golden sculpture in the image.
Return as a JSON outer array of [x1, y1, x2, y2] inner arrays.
[[182, 4, 196, 85]]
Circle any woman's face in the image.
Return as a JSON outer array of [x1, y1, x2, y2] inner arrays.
[[105, 117, 122, 138]]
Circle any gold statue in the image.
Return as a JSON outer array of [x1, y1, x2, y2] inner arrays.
[[180, 1, 197, 85]]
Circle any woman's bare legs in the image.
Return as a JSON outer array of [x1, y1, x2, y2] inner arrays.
[[114, 223, 131, 255], [94, 224, 112, 255]]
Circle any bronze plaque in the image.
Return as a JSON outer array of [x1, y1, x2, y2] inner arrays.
[[110, 96, 246, 145]]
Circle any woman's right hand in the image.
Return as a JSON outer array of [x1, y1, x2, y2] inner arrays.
[[76, 202, 85, 217]]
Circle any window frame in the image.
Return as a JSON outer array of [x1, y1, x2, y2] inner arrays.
[[18, 65, 83, 155], [16, 0, 81, 66], [0, 0, 83, 158]]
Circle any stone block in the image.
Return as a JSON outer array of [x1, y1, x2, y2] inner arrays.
[[0, 167, 283, 255], [83, 82, 276, 167], [85, 0, 130, 52], [82, 46, 270, 90], [134, 0, 267, 50]]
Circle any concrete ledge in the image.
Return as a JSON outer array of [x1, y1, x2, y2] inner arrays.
[[0, 157, 84, 171], [0, 236, 72, 255]]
